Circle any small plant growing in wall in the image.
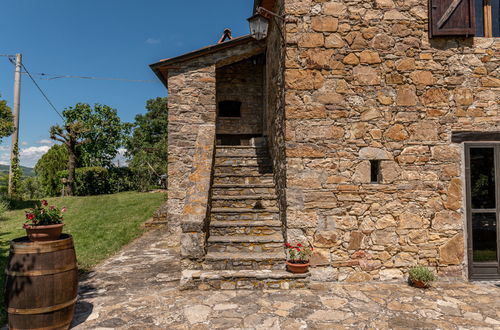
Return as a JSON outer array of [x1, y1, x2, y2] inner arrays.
[[408, 266, 436, 288]]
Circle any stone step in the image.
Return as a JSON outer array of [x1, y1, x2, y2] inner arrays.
[[211, 207, 279, 213], [180, 269, 309, 290], [209, 220, 282, 236], [211, 195, 278, 209], [212, 184, 275, 196], [207, 235, 284, 254], [203, 251, 286, 270], [215, 157, 272, 167], [214, 165, 272, 176], [213, 174, 274, 185], [216, 147, 270, 158], [210, 210, 279, 222]]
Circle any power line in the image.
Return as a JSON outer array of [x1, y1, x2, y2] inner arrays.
[[20, 62, 64, 121], [26, 72, 157, 83], [2, 56, 156, 83]]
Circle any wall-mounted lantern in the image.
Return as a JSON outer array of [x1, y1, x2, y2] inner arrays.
[[248, 7, 285, 41], [247, 13, 269, 40]]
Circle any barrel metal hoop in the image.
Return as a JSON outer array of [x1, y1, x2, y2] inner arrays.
[[5, 264, 76, 276], [10, 235, 74, 254], [9, 321, 72, 330], [9, 242, 74, 254], [7, 297, 77, 315]]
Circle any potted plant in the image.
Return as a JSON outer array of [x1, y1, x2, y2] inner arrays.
[[408, 266, 436, 288], [285, 242, 312, 273], [23, 200, 66, 242]]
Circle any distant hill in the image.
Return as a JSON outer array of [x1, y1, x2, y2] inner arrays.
[[0, 164, 35, 177]]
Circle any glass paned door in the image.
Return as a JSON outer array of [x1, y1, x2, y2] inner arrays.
[[466, 145, 500, 280]]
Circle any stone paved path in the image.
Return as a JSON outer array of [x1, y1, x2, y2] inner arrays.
[[72, 228, 500, 329]]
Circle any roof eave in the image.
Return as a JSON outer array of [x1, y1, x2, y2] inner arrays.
[[150, 35, 258, 89]]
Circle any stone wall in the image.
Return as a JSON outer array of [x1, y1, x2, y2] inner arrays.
[[264, 0, 289, 239], [216, 55, 265, 136], [281, 0, 500, 281], [180, 125, 216, 270], [167, 64, 216, 240]]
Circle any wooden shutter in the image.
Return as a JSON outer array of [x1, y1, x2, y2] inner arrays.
[[430, 0, 476, 36]]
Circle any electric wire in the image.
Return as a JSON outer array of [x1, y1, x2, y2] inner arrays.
[[2, 55, 155, 121], [19, 62, 64, 120], [26, 72, 157, 83]]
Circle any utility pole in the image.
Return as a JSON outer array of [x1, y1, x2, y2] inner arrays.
[[8, 53, 21, 196]]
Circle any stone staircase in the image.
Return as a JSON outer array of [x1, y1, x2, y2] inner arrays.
[[181, 143, 309, 290]]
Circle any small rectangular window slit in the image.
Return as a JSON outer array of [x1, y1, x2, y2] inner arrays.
[[370, 160, 381, 183]]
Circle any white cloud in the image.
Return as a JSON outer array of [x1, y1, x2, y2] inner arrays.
[[145, 38, 161, 45], [0, 151, 9, 165], [113, 148, 128, 167], [37, 139, 54, 145], [20, 145, 51, 167], [21, 141, 28, 146]]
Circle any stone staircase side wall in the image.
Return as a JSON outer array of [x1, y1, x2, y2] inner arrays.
[[263, 0, 288, 242], [180, 124, 216, 270], [166, 63, 217, 254]]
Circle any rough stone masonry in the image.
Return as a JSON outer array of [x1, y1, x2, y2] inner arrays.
[[152, 0, 499, 283], [279, 0, 499, 282]]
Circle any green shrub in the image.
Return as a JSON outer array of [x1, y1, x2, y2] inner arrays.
[[108, 167, 138, 193], [408, 266, 436, 286], [57, 166, 138, 196], [20, 176, 45, 200], [0, 198, 8, 219]]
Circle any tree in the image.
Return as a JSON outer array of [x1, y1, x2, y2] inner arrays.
[[0, 94, 14, 143], [126, 97, 168, 190], [34, 144, 70, 196], [50, 121, 89, 196], [50, 103, 129, 196], [9, 141, 23, 198], [63, 103, 130, 168]]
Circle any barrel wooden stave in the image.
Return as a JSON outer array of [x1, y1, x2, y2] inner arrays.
[[5, 234, 78, 330]]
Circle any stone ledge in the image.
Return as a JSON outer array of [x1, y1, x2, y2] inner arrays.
[[205, 251, 286, 261], [211, 195, 277, 200], [180, 269, 310, 290], [181, 214, 206, 233], [208, 234, 284, 243], [211, 207, 279, 213], [210, 220, 282, 227]]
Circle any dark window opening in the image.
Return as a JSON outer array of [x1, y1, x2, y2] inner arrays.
[[218, 101, 241, 117], [370, 160, 381, 183], [475, 0, 500, 37]]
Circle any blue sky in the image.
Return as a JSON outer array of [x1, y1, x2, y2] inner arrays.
[[0, 0, 253, 167]]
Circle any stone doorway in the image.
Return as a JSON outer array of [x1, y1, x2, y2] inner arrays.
[[465, 144, 500, 280], [215, 54, 265, 146]]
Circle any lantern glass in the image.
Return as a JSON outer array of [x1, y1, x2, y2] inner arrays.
[[248, 14, 269, 40]]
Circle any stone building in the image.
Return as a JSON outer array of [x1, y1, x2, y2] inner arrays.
[[151, 0, 500, 287]]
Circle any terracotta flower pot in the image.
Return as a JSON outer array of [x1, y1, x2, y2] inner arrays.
[[286, 261, 310, 273], [410, 279, 429, 288], [25, 224, 64, 242]]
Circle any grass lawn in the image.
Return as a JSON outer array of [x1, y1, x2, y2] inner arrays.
[[0, 191, 165, 325]]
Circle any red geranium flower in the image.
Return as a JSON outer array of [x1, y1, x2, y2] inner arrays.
[[41, 200, 48, 206], [285, 243, 291, 248], [26, 213, 34, 220], [296, 247, 301, 252], [297, 243, 302, 247]]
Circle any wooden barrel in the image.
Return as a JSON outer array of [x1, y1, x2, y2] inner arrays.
[[5, 234, 78, 330]]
